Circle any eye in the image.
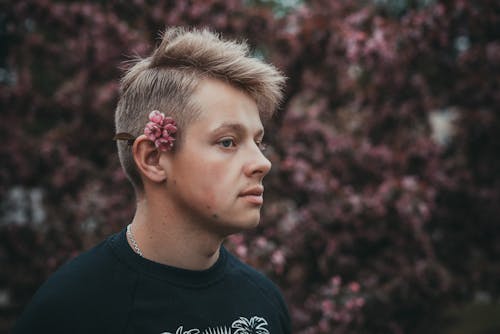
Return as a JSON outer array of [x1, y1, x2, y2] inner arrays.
[[218, 138, 236, 148]]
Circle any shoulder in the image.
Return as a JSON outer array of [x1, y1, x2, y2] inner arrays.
[[224, 249, 290, 318], [38, 238, 118, 296], [13, 235, 135, 334]]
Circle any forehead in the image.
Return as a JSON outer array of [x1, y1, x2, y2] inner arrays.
[[188, 78, 264, 133]]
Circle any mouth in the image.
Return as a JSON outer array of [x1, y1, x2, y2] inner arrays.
[[239, 185, 264, 205]]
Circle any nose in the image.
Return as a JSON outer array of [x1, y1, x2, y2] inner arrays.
[[244, 144, 272, 178]]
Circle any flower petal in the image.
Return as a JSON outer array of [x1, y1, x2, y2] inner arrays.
[[149, 110, 165, 124]]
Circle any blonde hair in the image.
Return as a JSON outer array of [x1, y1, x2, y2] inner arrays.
[[115, 27, 286, 193]]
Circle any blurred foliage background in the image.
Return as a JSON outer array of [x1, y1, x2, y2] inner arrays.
[[1, 0, 499, 333]]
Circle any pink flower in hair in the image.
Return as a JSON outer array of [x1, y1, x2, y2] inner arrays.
[[149, 110, 164, 124], [163, 122, 177, 134], [144, 122, 162, 141], [155, 137, 175, 151], [144, 110, 177, 151]]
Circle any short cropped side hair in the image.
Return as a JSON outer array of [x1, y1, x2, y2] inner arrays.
[[115, 27, 286, 193]]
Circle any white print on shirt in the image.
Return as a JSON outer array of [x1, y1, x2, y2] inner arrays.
[[160, 316, 270, 334]]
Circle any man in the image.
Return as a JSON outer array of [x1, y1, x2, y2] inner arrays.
[[13, 27, 290, 333]]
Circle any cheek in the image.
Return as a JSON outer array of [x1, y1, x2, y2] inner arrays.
[[197, 164, 234, 207], [202, 189, 218, 210], [200, 189, 227, 221]]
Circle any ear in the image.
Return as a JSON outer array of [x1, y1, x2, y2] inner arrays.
[[132, 135, 167, 183]]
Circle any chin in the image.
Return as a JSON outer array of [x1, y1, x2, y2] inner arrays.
[[241, 218, 260, 230], [217, 216, 261, 236], [240, 211, 261, 228]]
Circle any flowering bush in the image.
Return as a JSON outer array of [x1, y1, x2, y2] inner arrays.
[[1, 0, 499, 333]]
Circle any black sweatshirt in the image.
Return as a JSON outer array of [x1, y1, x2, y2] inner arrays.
[[13, 228, 291, 334]]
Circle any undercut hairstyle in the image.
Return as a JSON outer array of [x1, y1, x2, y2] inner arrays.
[[114, 27, 286, 193]]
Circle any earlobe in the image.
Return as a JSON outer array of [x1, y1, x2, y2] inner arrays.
[[133, 135, 168, 183]]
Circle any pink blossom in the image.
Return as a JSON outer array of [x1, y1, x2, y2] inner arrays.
[[163, 123, 177, 134], [331, 275, 342, 286], [321, 300, 334, 314], [143, 110, 177, 151], [162, 116, 176, 126], [349, 282, 360, 293], [148, 110, 164, 124], [144, 122, 162, 141], [346, 299, 356, 310], [163, 128, 177, 139], [271, 250, 286, 266], [236, 245, 248, 258], [155, 137, 174, 151], [355, 297, 365, 307], [255, 237, 268, 248]]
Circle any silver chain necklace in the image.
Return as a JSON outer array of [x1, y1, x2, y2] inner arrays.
[[126, 224, 143, 257]]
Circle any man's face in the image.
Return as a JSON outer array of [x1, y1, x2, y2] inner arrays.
[[162, 78, 272, 236]]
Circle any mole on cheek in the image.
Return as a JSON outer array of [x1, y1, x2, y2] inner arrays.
[[212, 214, 219, 219]]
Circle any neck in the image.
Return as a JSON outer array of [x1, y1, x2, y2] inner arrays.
[[128, 195, 223, 271]]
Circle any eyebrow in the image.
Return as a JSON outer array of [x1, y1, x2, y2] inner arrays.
[[211, 122, 264, 138]]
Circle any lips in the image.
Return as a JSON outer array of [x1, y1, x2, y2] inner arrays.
[[240, 185, 264, 197], [239, 185, 264, 205]]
